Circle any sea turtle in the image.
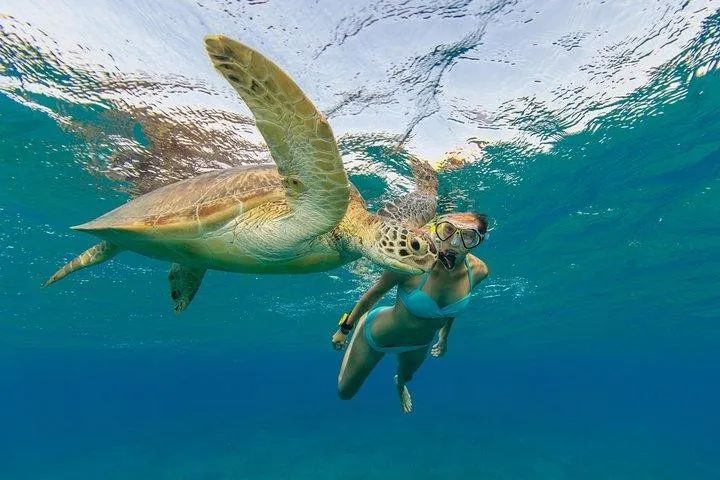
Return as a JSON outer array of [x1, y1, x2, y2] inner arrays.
[[44, 35, 439, 313]]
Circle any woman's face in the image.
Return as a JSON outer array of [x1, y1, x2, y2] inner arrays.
[[432, 214, 483, 270]]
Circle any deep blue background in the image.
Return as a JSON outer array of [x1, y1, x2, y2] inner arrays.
[[2, 24, 720, 479]]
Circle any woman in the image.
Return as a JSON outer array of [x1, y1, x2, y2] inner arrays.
[[331, 212, 490, 413]]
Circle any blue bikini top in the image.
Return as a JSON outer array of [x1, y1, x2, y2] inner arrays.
[[397, 257, 474, 319]]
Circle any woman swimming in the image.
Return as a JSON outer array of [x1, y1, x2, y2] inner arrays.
[[331, 212, 489, 413]]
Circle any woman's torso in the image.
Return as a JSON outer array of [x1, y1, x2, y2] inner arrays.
[[368, 255, 478, 348]]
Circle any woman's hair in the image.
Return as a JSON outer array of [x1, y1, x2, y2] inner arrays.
[[439, 212, 489, 235], [470, 212, 489, 235]]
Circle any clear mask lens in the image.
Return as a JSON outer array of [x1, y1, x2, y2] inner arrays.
[[461, 229, 480, 248], [435, 221, 482, 248], [436, 222, 456, 240]]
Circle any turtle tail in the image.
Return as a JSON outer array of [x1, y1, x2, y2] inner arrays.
[[43, 241, 121, 287]]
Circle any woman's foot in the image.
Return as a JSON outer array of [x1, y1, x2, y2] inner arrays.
[[394, 375, 413, 413]]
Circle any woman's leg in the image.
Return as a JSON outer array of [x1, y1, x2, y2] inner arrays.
[[337, 312, 384, 400], [394, 347, 430, 413]]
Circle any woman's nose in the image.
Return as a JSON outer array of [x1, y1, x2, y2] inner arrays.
[[450, 233, 462, 247]]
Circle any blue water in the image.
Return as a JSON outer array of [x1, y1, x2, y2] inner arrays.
[[2, 2, 720, 478]]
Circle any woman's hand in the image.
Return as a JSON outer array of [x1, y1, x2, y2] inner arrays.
[[331, 329, 349, 351], [431, 339, 447, 357]]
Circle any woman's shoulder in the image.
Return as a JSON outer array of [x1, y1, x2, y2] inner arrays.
[[467, 254, 489, 283]]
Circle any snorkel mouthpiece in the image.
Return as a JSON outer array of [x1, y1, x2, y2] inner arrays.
[[438, 250, 457, 270]]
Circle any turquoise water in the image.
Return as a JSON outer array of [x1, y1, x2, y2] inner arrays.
[[2, 2, 720, 479]]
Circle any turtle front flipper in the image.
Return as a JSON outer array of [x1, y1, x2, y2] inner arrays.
[[377, 155, 438, 228], [43, 241, 121, 287], [204, 35, 350, 242], [168, 264, 206, 314]]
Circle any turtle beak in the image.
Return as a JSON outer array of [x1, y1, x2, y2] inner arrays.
[[385, 258, 424, 275]]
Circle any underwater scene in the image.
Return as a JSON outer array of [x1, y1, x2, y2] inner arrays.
[[1, 1, 720, 478]]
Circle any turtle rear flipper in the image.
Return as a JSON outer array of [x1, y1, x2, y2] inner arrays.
[[43, 241, 121, 287], [168, 264, 206, 314]]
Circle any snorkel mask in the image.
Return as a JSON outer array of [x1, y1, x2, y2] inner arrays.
[[429, 219, 485, 270]]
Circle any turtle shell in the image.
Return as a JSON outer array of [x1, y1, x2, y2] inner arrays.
[[73, 165, 284, 239]]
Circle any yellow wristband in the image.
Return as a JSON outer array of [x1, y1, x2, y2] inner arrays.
[[338, 313, 353, 333]]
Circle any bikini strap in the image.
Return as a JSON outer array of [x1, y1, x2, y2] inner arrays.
[[417, 272, 430, 289], [465, 256, 474, 287]]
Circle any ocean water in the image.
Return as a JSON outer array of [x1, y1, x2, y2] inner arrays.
[[2, 1, 720, 479]]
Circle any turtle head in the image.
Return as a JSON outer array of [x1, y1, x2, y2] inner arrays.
[[358, 218, 438, 274]]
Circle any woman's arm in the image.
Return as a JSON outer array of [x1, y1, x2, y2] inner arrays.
[[431, 318, 454, 357], [438, 318, 455, 342], [432, 256, 489, 357], [331, 270, 405, 349], [344, 271, 403, 327], [469, 255, 490, 285]]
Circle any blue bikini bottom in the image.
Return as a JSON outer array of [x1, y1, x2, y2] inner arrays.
[[363, 306, 431, 354]]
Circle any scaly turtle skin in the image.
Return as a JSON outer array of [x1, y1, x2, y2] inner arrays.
[[45, 35, 439, 313]]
